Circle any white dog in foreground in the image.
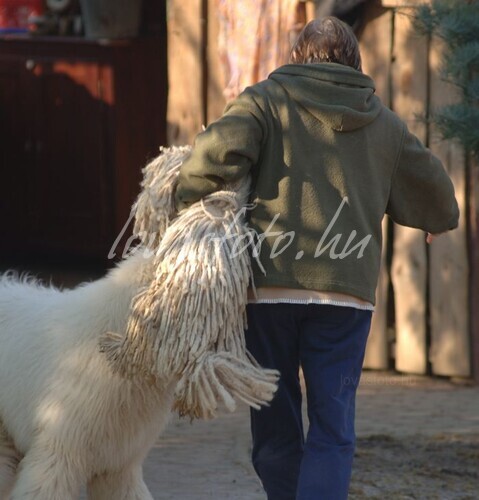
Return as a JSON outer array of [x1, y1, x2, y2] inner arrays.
[[0, 252, 175, 499], [0, 147, 278, 499]]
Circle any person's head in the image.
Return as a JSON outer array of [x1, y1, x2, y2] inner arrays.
[[290, 17, 362, 72]]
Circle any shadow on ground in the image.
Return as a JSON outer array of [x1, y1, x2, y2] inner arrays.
[[351, 433, 479, 499]]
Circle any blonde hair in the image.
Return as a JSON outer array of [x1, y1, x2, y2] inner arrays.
[[290, 17, 362, 71]]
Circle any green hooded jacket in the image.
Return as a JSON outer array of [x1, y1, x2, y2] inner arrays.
[[175, 63, 459, 304]]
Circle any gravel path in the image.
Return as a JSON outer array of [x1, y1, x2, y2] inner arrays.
[[141, 371, 479, 499]]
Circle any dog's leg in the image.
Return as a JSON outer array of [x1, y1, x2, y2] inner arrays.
[[0, 421, 21, 498], [8, 437, 81, 500], [87, 463, 153, 500]]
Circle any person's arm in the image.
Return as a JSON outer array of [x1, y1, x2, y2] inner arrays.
[[386, 125, 460, 234], [174, 87, 267, 211]]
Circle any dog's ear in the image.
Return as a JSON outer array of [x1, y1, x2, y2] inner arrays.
[[100, 173, 279, 420], [132, 146, 192, 250]]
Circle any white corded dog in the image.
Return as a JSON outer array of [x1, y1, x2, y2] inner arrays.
[[0, 147, 278, 499]]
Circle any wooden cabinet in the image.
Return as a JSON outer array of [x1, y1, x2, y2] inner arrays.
[[0, 35, 166, 261]]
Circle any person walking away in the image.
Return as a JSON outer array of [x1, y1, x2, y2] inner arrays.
[[174, 17, 459, 500]]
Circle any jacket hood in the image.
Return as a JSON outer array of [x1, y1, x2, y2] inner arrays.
[[268, 63, 382, 131]]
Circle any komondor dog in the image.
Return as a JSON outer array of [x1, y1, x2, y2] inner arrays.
[[0, 147, 278, 500]]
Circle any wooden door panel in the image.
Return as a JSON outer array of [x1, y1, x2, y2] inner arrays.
[[0, 59, 31, 249], [31, 59, 112, 256]]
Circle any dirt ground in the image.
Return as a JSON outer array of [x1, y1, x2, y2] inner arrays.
[[142, 371, 479, 499]]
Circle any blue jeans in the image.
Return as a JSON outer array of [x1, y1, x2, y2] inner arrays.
[[245, 303, 372, 500]]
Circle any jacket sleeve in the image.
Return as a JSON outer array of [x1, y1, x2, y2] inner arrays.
[[386, 125, 460, 233], [174, 87, 266, 211]]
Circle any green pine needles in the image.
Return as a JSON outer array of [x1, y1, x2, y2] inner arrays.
[[414, 0, 479, 156]]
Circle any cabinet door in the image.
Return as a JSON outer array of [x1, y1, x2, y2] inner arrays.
[[0, 58, 32, 251], [28, 59, 113, 257]]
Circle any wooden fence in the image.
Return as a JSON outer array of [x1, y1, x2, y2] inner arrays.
[[166, 0, 478, 382]]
